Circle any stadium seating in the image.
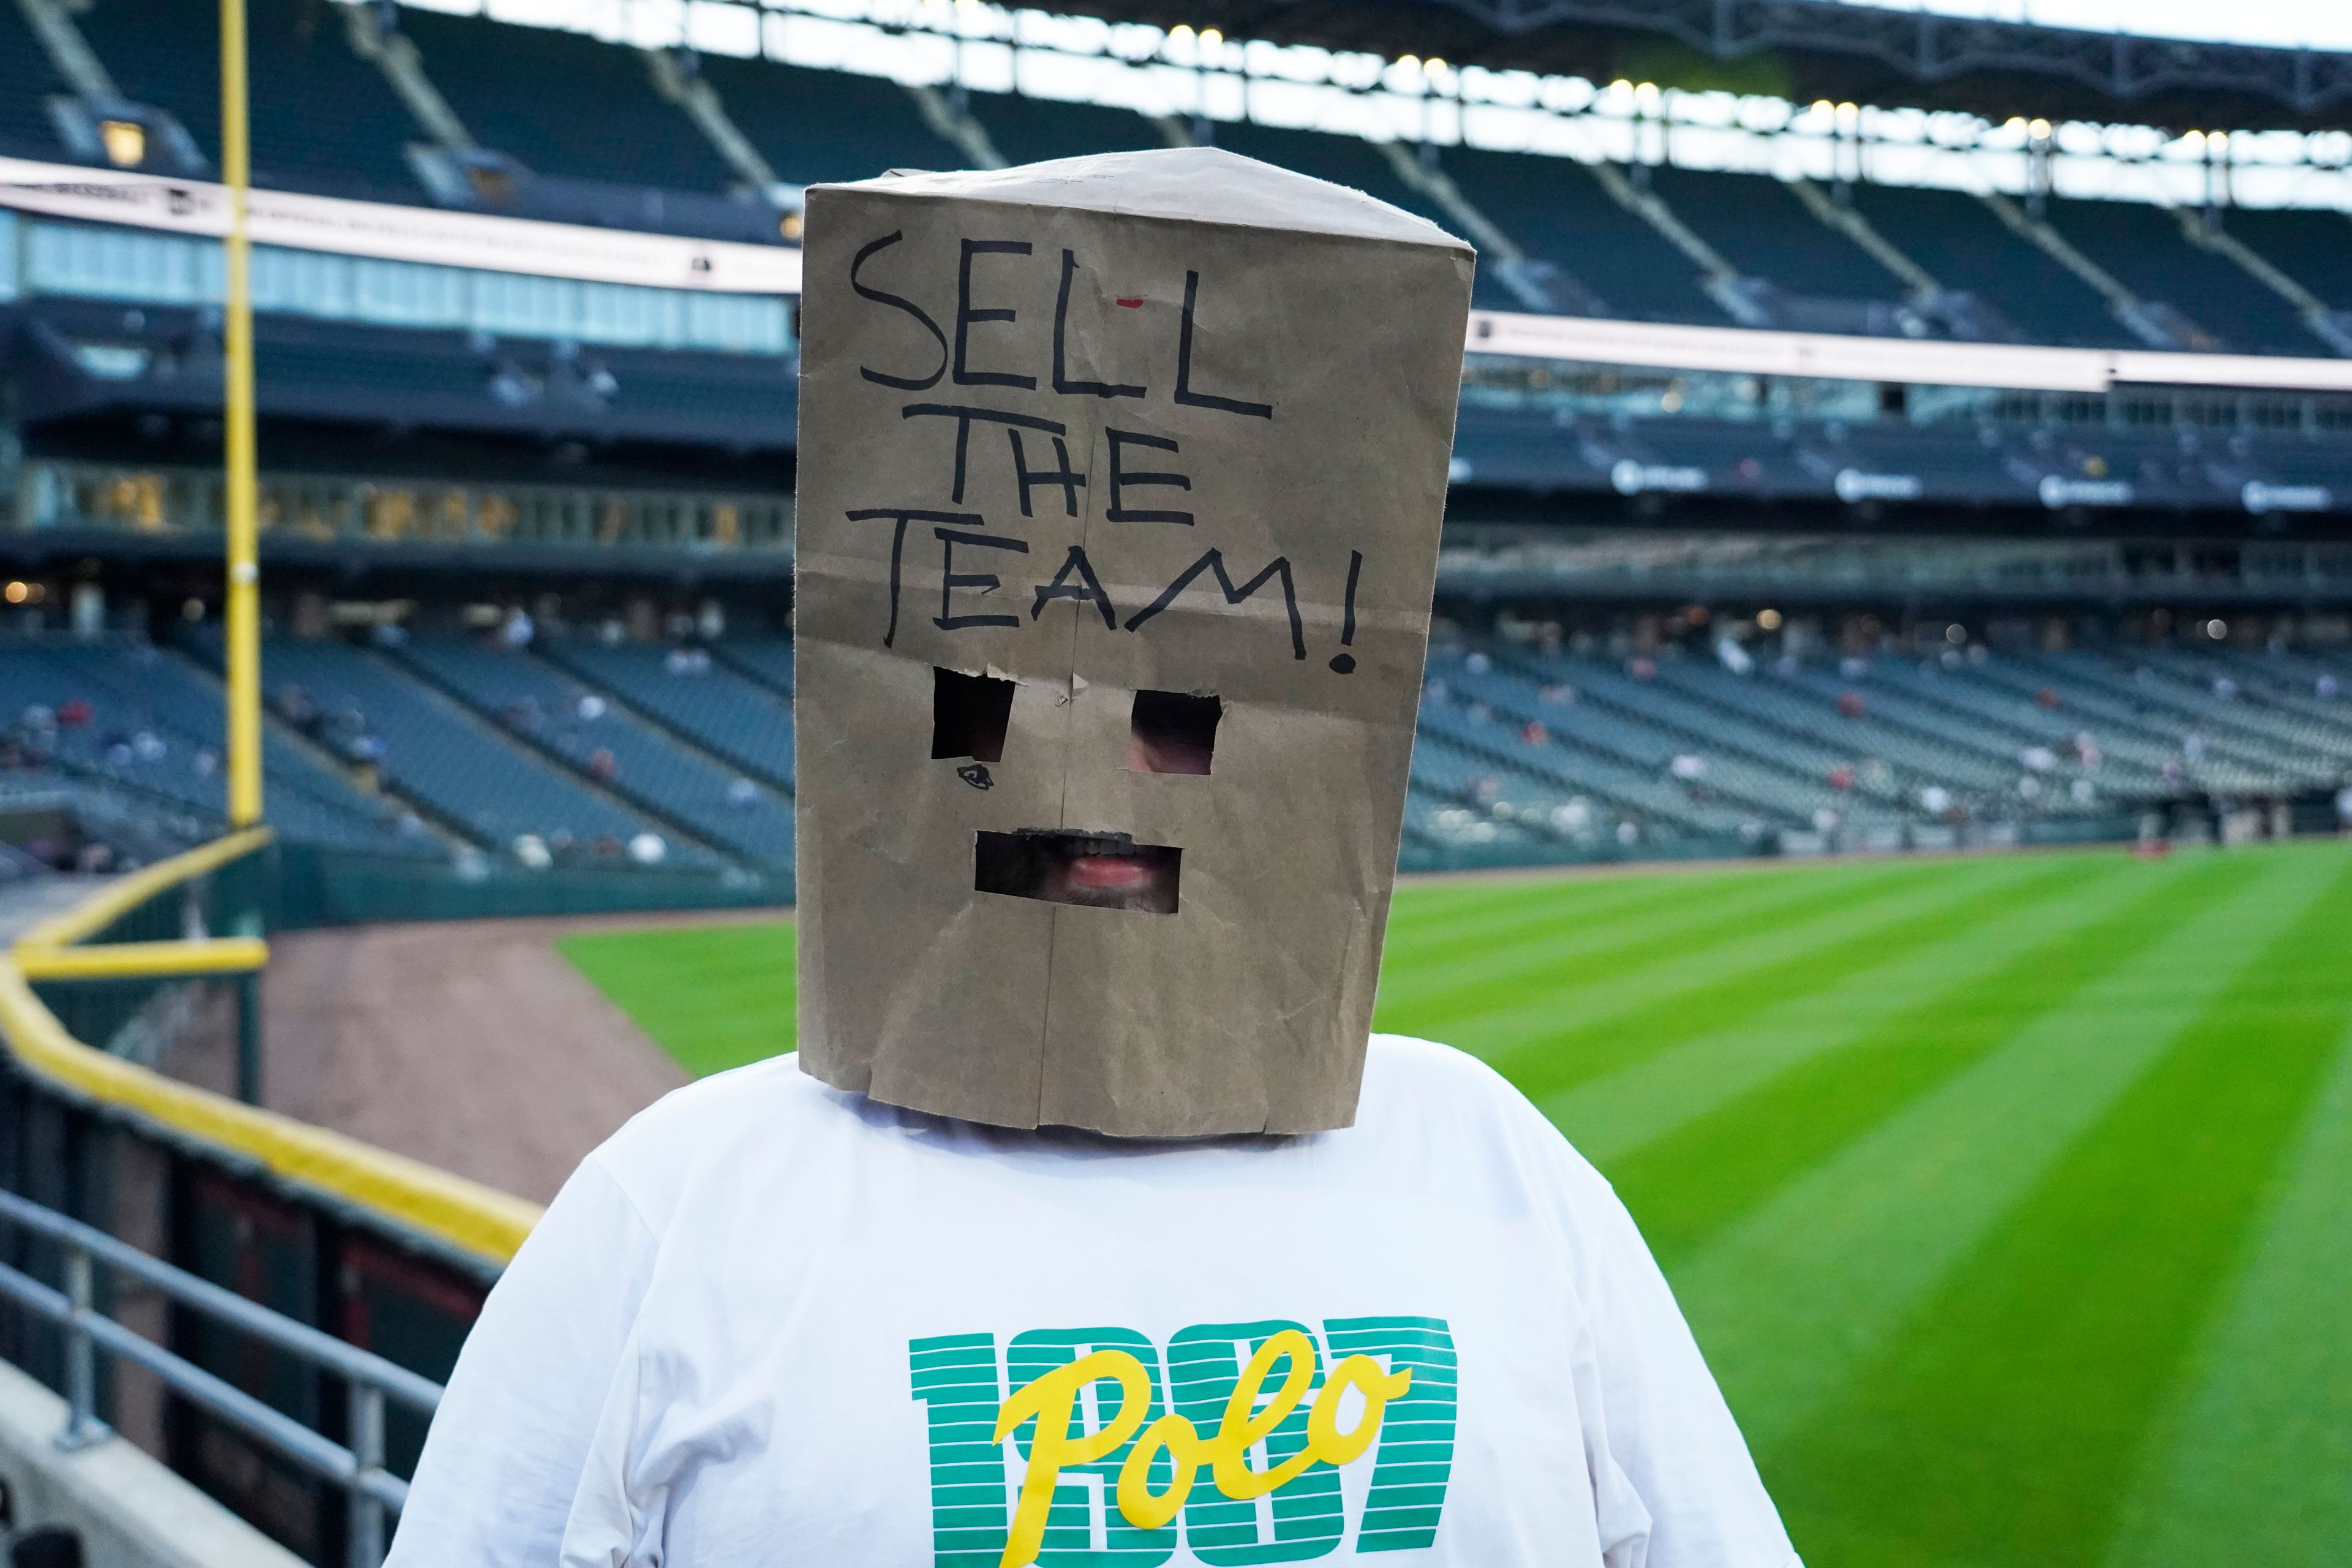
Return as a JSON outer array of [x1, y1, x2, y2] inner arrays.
[[704, 56, 964, 186], [1646, 166, 1903, 306], [0, 639, 437, 854], [965, 88, 1170, 169], [2220, 209, 2352, 317], [1482, 650, 1920, 839], [1845, 184, 2137, 349], [85, 0, 428, 202], [388, 9, 733, 194], [717, 639, 796, 695], [1440, 149, 1724, 322], [238, 633, 712, 865], [0, 2, 72, 164], [541, 641, 796, 794], [393, 637, 795, 870]]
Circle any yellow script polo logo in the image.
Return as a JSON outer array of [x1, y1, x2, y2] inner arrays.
[[910, 1317, 1457, 1563], [990, 1328, 1410, 1568]]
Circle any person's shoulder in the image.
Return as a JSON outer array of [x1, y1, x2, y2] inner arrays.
[[582, 1054, 831, 1229], [1362, 1032, 1538, 1118], [1357, 1033, 1614, 1193]]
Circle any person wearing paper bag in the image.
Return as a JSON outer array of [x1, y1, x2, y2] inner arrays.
[[385, 148, 1800, 1568]]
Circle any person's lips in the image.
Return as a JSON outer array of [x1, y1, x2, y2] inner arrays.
[[1066, 854, 1153, 892]]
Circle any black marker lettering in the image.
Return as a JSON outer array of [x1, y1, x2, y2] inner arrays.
[[1330, 549, 1363, 673], [1008, 430, 1086, 519], [1106, 429, 1193, 525], [1174, 270, 1273, 420], [850, 232, 948, 392], [845, 507, 981, 646], [1031, 546, 1118, 629], [954, 239, 1035, 390], [902, 404, 1068, 503], [933, 527, 1031, 631], [1123, 548, 1305, 660], [1053, 249, 1145, 400]]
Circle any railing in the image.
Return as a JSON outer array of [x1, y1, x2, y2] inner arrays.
[[0, 1185, 440, 1567], [0, 831, 541, 1267], [0, 832, 540, 1563]]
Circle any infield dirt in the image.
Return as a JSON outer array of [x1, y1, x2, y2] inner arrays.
[[257, 910, 778, 1202]]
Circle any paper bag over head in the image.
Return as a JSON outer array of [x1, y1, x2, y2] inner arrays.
[[793, 146, 1475, 1137]]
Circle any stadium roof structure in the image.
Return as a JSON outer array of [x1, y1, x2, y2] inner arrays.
[[1060, 0, 2352, 129]]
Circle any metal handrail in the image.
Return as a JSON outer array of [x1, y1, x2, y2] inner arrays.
[[0, 1185, 443, 1566]]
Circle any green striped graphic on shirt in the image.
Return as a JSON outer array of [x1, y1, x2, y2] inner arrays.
[[1167, 1322, 1346, 1563], [1325, 1318, 1459, 1553], [910, 1319, 1457, 1565], [1008, 1329, 1180, 1567], [911, 1332, 1014, 1568]]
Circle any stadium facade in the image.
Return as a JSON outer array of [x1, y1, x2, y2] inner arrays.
[[7, 0, 2352, 901], [0, 2, 2350, 1561]]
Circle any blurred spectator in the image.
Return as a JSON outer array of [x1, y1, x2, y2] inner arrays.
[[56, 700, 92, 728], [588, 747, 619, 782], [2035, 687, 2060, 709], [1827, 764, 1855, 791], [1628, 656, 1656, 680], [1670, 754, 1707, 781], [1836, 691, 1866, 718], [727, 778, 760, 809], [501, 609, 536, 650], [1519, 720, 1548, 746], [577, 695, 607, 721], [1464, 651, 1491, 675]]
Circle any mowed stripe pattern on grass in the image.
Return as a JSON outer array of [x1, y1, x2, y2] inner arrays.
[[560, 840, 2352, 1568]]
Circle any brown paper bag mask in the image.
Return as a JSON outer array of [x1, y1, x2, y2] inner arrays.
[[793, 147, 1474, 1136]]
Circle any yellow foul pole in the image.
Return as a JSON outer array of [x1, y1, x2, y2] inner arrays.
[[221, 0, 262, 826]]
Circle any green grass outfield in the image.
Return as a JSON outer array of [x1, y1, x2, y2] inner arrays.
[[557, 839, 2352, 1567]]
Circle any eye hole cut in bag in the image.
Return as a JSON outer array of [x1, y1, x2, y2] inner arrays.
[[933, 667, 1015, 761], [1128, 690, 1221, 775]]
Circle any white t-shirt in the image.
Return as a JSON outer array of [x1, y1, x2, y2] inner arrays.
[[386, 1035, 1797, 1568]]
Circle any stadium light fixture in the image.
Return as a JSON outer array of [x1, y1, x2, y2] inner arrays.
[[97, 119, 146, 168]]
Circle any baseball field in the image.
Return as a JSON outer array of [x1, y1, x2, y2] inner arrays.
[[558, 839, 2352, 1568]]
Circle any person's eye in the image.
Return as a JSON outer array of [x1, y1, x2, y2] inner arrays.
[[1128, 690, 1220, 775]]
